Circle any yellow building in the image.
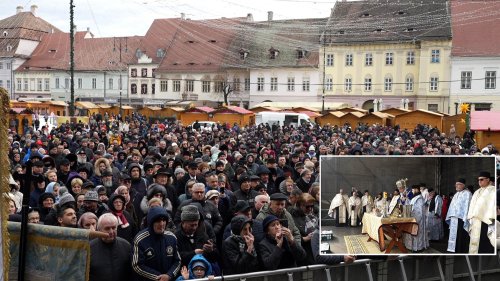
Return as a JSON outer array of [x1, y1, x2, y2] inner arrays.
[[322, 0, 451, 113]]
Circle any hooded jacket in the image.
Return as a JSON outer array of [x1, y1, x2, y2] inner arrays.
[[131, 207, 181, 281], [221, 217, 260, 275], [175, 254, 213, 281], [108, 193, 137, 244]]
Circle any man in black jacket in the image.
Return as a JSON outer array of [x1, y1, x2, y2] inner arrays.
[[222, 215, 259, 275], [90, 213, 132, 281]]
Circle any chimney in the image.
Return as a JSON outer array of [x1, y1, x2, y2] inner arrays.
[[30, 5, 38, 16], [16, 6, 23, 14], [268, 11, 273, 21], [181, 13, 185, 20], [246, 13, 254, 22]]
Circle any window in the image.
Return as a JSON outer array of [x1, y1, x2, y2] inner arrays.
[[141, 68, 147, 77], [385, 52, 393, 65], [345, 78, 352, 92], [302, 78, 310, 91], [202, 81, 210, 93], [17, 79, 21, 90], [6, 45, 12, 52], [77, 78, 82, 89], [2, 31, 6, 36], [152, 84, 155, 95], [430, 77, 438, 91], [326, 54, 334, 66], [0, 80, 3, 88], [365, 53, 373, 66], [345, 54, 353, 66], [270, 77, 278, 91], [109, 78, 113, 90], [287, 77, 295, 91], [233, 78, 240, 91], [6, 63, 11, 70], [384, 77, 392, 91], [325, 77, 333, 91], [406, 76, 414, 91], [297, 49, 306, 59], [185, 80, 194, 92], [152, 69, 157, 78], [119, 77, 122, 90], [156, 49, 165, 58], [407, 51, 415, 65], [244, 78, 250, 91], [173, 80, 181, 92], [214, 81, 224, 93], [64, 78, 69, 89], [141, 84, 147, 94], [6, 80, 10, 90], [131, 83, 137, 94], [0, 63, 2, 69], [36, 79, 41, 90], [269, 48, 279, 59], [257, 77, 264, 91], [431, 49, 440, 63], [44, 79, 49, 91], [485, 71, 496, 89], [428, 104, 438, 112], [461, 71, 472, 89], [131, 68, 137, 77], [239, 50, 248, 60], [364, 77, 372, 91], [160, 80, 168, 92], [92, 78, 97, 89]]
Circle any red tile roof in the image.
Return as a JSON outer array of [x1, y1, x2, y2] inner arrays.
[[17, 32, 145, 71], [451, 0, 500, 56], [185, 106, 215, 113], [471, 111, 500, 131], [157, 18, 245, 73]]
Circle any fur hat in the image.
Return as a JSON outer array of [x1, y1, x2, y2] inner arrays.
[[181, 204, 200, 222]]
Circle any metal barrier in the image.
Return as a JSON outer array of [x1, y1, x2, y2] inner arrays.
[[184, 255, 500, 281]]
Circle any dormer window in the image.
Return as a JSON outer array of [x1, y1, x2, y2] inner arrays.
[[6, 44, 12, 52], [187, 40, 195, 44], [269, 47, 279, 59], [338, 30, 345, 35], [296, 49, 306, 59], [49, 49, 57, 53], [135, 48, 143, 58], [405, 28, 415, 32], [3, 31, 7, 37], [374, 29, 384, 33], [239, 49, 249, 60], [395, 11, 407, 16], [208, 40, 216, 43], [156, 48, 165, 58], [361, 13, 371, 17]]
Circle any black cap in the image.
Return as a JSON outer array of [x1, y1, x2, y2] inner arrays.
[[154, 167, 172, 177], [239, 174, 250, 185], [234, 200, 251, 213], [478, 171, 491, 179], [270, 193, 288, 201], [101, 170, 113, 177], [33, 161, 44, 167], [60, 158, 71, 166], [457, 178, 466, 185], [250, 175, 260, 181]]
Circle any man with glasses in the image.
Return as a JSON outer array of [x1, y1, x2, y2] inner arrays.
[[466, 171, 496, 253]]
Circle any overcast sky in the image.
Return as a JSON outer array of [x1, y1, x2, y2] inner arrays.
[[0, 0, 335, 37]]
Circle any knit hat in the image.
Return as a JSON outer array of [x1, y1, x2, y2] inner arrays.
[[174, 167, 185, 175], [262, 215, 280, 231], [59, 192, 76, 208], [192, 261, 206, 270], [84, 191, 99, 202], [181, 204, 200, 221]]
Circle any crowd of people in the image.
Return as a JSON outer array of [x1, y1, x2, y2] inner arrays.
[[4, 111, 500, 280], [328, 174, 498, 254]]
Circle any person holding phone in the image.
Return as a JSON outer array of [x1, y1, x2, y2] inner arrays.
[[257, 215, 306, 270], [222, 215, 260, 274]]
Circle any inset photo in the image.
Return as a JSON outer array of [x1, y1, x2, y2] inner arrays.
[[319, 156, 497, 255]]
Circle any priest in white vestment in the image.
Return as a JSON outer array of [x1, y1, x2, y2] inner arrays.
[[446, 178, 472, 253], [404, 185, 429, 252], [467, 171, 496, 254], [348, 191, 362, 226], [328, 189, 349, 226]]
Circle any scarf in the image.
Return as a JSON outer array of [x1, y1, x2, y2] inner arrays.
[[113, 210, 129, 228]]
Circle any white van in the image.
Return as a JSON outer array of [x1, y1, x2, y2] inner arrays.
[[255, 111, 312, 128]]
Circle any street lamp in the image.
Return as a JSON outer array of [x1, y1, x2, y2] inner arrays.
[[113, 37, 127, 119]]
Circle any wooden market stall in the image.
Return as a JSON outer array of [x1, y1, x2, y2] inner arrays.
[[360, 112, 394, 127], [139, 106, 162, 118], [470, 111, 500, 148], [316, 111, 345, 127], [180, 106, 215, 125], [380, 107, 411, 117], [163, 107, 185, 121], [339, 111, 366, 128], [394, 109, 444, 131], [212, 106, 255, 127], [249, 106, 281, 114], [47, 101, 68, 116], [338, 107, 369, 114], [75, 101, 100, 116], [443, 113, 467, 139]]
